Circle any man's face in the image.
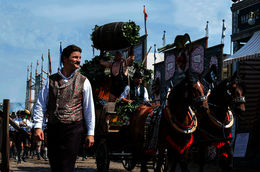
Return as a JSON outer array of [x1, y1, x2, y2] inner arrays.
[[64, 51, 81, 70], [134, 77, 142, 85], [114, 52, 122, 61]]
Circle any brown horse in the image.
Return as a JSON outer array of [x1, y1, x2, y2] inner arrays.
[[130, 73, 209, 172], [197, 71, 245, 172]]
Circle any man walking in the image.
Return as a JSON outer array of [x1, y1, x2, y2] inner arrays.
[[33, 44, 95, 172]]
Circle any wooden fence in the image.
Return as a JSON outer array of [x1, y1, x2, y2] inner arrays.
[[0, 99, 10, 172]]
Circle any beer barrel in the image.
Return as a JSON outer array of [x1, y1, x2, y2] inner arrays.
[[91, 21, 140, 51]]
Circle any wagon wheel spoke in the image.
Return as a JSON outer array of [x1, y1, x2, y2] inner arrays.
[[121, 146, 136, 171], [153, 149, 168, 172]]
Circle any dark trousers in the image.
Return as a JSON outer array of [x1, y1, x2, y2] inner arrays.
[[47, 121, 84, 172]]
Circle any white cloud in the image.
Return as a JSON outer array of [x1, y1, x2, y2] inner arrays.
[[30, 1, 142, 23], [170, 0, 232, 35]]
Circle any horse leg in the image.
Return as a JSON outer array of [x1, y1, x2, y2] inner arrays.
[[154, 147, 167, 172], [219, 144, 233, 172], [198, 145, 206, 172], [179, 153, 190, 172], [140, 151, 149, 172], [166, 149, 178, 172]]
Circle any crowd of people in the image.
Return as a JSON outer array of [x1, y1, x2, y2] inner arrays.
[[9, 110, 48, 164]]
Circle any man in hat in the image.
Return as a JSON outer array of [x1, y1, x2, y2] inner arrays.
[[120, 70, 149, 104], [15, 110, 32, 163]]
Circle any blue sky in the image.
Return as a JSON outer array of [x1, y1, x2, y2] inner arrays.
[[0, 0, 233, 105]]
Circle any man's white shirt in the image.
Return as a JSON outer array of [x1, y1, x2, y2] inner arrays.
[[120, 85, 149, 101]]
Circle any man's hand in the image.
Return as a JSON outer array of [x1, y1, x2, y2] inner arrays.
[[85, 135, 94, 148], [121, 97, 133, 103], [34, 128, 44, 141]]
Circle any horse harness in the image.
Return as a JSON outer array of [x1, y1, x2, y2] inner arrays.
[[143, 105, 162, 155]]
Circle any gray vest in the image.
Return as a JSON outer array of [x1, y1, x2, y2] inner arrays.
[[47, 72, 86, 124]]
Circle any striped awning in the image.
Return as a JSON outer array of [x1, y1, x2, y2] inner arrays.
[[223, 30, 260, 66]]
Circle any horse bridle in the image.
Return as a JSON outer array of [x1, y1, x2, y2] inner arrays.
[[226, 88, 246, 104], [193, 95, 207, 103], [207, 106, 234, 129], [165, 106, 198, 134], [232, 96, 246, 103], [193, 81, 208, 103]]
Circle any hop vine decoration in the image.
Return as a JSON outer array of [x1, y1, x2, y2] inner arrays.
[[80, 54, 113, 85], [132, 61, 153, 85], [114, 100, 140, 125], [122, 21, 140, 46]]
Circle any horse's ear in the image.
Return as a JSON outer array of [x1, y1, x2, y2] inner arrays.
[[232, 71, 238, 78], [231, 71, 239, 82], [198, 73, 202, 80]]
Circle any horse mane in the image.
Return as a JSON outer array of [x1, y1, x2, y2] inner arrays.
[[166, 74, 199, 128], [211, 71, 245, 99]]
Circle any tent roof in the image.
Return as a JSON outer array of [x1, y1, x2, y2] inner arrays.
[[224, 30, 260, 65]]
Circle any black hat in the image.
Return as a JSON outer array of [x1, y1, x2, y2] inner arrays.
[[133, 70, 143, 78]]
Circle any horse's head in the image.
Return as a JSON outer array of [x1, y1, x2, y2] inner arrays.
[[209, 71, 245, 112], [225, 72, 246, 112], [167, 73, 209, 112], [190, 78, 210, 115], [165, 73, 209, 133]]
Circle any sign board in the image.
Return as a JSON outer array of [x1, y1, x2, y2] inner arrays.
[[164, 54, 175, 81], [134, 44, 143, 62], [233, 132, 249, 157]]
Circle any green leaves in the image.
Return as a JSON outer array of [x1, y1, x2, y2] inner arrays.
[[132, 61, 153, 85], [79, 54, 113, 85], [121, 21, 140, 46], [90, 25, 99, 43], [114, 100, 140, 125]]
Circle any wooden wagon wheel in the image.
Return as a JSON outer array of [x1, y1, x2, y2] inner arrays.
[[96, 139, 110, 172], [153, 149, 168, 172], [121, 145, 136, 171]]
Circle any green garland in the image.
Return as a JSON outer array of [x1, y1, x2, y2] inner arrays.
[[132, 61, 153, 85], [80, 54, 113, 85], [113, 100, 140, 125], [122, 21, 140, 46]]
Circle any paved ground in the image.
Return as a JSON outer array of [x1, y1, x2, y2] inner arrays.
[[9, 156, 222, 172], [10, 156, 137, 172], [8, 156, 259, 172]]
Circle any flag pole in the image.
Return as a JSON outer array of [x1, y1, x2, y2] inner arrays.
[[29, 63, 32, 111], [143, 5, 148, 35], [59, 42, 63, 71], [36, 60, 39, 75], [221, 19, 226, 44], [205, 21, 209, 37], [27, 65, 29, 81], [48, 49, 52, 75], [162, 30, 166, 47], [154, 44, 157, 64], [41, 54, 44, 88]]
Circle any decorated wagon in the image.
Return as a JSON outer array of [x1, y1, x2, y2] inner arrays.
[[81, 21, 162, 171]]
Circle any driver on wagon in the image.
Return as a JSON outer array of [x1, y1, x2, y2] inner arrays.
[[120, 70, 149, 104]]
